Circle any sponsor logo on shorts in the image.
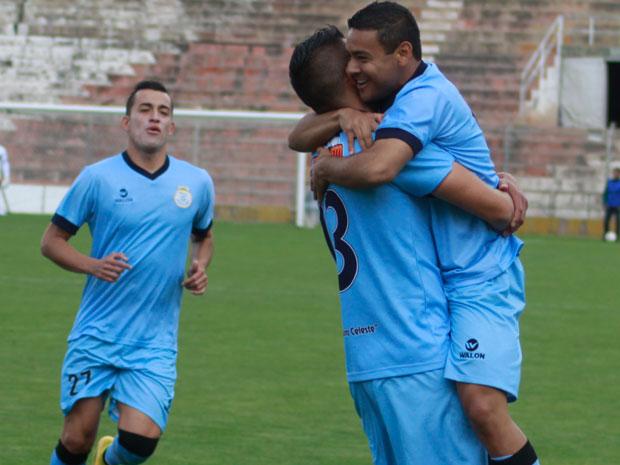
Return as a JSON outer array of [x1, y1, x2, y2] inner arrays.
[[459, 338, 486, 360], [343, 324, 378, 337]]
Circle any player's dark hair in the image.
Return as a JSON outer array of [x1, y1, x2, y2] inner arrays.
[[348, 1, 422, 60], [289, 25, 350, 114], [125, 80, 173, 115]]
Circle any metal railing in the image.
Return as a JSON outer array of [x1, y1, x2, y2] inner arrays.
[[0, 102, 315, 227], [519, 13, 620, 115], [519, 15, 564, 115], [565, 13, 620, 47]]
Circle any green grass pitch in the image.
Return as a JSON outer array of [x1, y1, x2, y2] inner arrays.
[[1, 214, 618, 464]]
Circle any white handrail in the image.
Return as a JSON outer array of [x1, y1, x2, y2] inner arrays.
[[519, 15, 564, 115], [519, 13, 620, 116], [0, 101, 306, 121]]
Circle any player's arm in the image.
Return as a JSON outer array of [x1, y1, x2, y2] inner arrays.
[[311, 138, 412, 200], [183, 228, 214, 295], [40, 223, 131, 282], [312, 138, 526, 233], [288, 108, 381, 153], [433, 163, 514, 232]]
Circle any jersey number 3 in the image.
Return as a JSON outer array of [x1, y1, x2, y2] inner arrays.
[[319, 190, 358, 292]]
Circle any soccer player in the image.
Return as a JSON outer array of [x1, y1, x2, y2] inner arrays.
[[288, 26, 529, 465], [297, 3, 540, 465], [0, 143, 10, 215], [41, 80, 215, 465], [602, 167, 620, 241]]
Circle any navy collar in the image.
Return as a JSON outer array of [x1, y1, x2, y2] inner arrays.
[[374, 60, 428, 113], [122, 151, 170, 180]]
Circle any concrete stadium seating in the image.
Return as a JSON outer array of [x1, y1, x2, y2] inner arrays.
[[0, 0, 618, 230]]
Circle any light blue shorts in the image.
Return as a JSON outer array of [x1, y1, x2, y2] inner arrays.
[[349, 369, 486, 465], [444, 259, 526, 402], [60, 335, 177, 431]]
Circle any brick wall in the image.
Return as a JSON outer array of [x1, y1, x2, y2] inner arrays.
[[0, 0, 617, 226]]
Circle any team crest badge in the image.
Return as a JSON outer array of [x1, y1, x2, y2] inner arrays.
[[329, 144, 344, 157], [174, 186, 192, 208]]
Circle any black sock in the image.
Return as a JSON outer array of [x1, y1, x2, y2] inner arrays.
[[55, 440, 89, 465], [488, 440, 538, 465]]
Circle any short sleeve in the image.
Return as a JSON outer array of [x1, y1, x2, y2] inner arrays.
[[376, 87, 447, 156], [393, 143, 455, 197], [192, 170, 215, 238], [53, 168, 97, 234]]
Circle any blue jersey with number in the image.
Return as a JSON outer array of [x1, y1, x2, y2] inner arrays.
[[53, 152, 215, 350], [320, 133, 452, 382], [377, 62, 523, 286]]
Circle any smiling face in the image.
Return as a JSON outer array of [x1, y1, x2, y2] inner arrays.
[[345, 28, 405, 106], [122, 89, 175, 155]]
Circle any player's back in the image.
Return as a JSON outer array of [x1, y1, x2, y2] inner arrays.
[[320, 133, 450, 383]]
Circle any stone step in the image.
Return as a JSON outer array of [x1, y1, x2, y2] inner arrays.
[[427, 0, 464, 9]]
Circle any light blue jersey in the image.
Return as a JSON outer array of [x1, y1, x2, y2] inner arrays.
[[377, 62, 498, 186], [377, 62, 523, 286], [53, 152, 215, 350], [321, 133, 452, 382]]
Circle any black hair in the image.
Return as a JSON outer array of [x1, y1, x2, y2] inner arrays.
[[348, 1, 422, 60], [125, 80, 173, 115], [289, 25, 350, 113]]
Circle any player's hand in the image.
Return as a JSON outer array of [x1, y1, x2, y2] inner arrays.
[[311, 147, 331, 203], [498, 172, 528, 235], [338, 108, 382, 153], [91, 252, 131, 282], [183, 259, 208, 295]]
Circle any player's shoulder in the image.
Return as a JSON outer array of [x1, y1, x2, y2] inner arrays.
[[396, 63, 457, 106], [168, 155, 213, 184], [86, 152, 124, 170], [76, 153, 124, 181]]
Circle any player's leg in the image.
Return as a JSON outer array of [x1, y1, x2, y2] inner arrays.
[[456, 382, 537, 460], [98, 404, 161, 465], [613, 207, 620, 240], [0, 185, 7, 215], [50, 397, 104, 465], [603, 207, 613, 239], [349, 381, 397, 465], [361, 370, 487, 465], [444, 259, 541, 464], [99, 344, 175, 465], [50, 336, 116, 465]]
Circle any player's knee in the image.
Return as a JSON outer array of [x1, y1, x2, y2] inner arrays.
[[60, 429, 97, 455], [463, 395, 496, 429], [54, 439, 91, 465], [459, 385, 505, 431], [117, 429, 160, 463]]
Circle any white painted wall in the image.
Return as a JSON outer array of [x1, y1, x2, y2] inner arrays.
[[1, 183, 68, 214], [560, 57, 608, 129]]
